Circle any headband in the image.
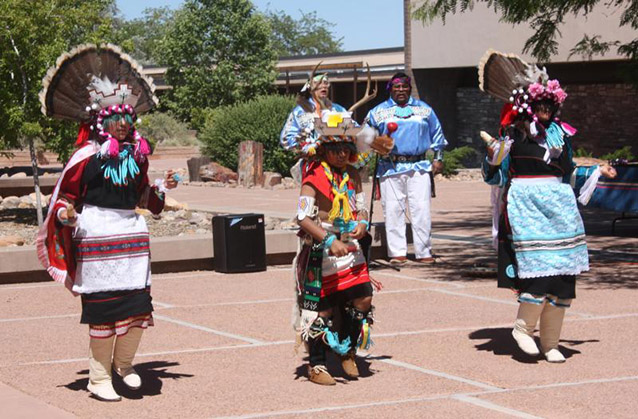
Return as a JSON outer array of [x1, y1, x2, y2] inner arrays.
[[386, 76, 411, 91]]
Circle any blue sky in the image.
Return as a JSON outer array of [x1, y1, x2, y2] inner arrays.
[[115, 0, 404, 51]]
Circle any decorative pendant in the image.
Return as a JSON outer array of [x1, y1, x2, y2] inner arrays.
[[394, 106, 414, 119]]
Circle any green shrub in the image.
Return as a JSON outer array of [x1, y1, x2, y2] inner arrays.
[[573, 147, 593, 158], [137, 112, 198, 148], [600, 145, 635, 162], [198, 95, 297, 174], [427, 146, 477, 177]]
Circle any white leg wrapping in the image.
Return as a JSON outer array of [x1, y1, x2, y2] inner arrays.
[[88, 335, 121, 401], [540, 300, 569, 363], [512, 302, 544, 356], [113, 327, 144, 389], [380, 174, 408, 258]]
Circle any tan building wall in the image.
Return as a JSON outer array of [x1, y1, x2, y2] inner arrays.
[[411, 2, 636, 68]]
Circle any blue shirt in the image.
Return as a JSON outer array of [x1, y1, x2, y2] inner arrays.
[[279, 98, 347, 152], [364, 97, 447, 177]]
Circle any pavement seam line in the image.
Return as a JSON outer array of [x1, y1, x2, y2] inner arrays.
[[153, 314, 264, 345], [379, 358, 500, 391], [373, 271, 466, 288], [452, 395, 543, 419], [212, 393, 457, 418], [7, 313, 638, 367], [428, 288, 594, 318], [0, 313, 78, 323], [213, 375, 638, 418], [430, 288, 519, 306]]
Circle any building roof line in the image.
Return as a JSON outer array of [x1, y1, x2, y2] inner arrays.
[[278, 46, 404, 61]]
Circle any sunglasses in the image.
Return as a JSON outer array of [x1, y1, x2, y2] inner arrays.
[[323, 143, 355, 153]]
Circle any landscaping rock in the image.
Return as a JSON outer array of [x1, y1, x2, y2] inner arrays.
[[282, 177, 297, 189], [200, 162, 238, 183], [175, 209, 189, 220], [263, 172, 282, 188], [264, 216, 276, 230], [0, 235, 25, 247], [188, 212, 204, 225], [2, 196, 21, 209], [164, 196, 188, 211], [280, 219, 299, 230]]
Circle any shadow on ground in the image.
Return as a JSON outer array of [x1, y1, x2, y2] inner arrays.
[[59, 361, 193, 399], [468, 327, 599, 364], [294, 353, 379, 384]]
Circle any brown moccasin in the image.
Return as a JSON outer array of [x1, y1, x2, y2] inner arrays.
[[308, 365, 336, 385], [341, 353, 360, 378]]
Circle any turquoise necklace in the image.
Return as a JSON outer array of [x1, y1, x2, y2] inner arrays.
[[101, 146, 140, 186], [394, 105, 414, 119]]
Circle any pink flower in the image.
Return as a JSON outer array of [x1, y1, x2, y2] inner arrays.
[[527, 82, 544, 98], [553, 88, 567, 103], [546, 79, 561, 92]]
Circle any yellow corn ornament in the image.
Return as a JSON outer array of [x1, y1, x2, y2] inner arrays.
[[321, 161, 353, 222]]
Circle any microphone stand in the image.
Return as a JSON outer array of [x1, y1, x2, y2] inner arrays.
[[364, 153, 400, 271]]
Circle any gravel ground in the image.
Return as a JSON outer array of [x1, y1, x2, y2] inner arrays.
[[0, 169, 483, 247], [0, 207, 298, 247], [0, 208, 215, 246]]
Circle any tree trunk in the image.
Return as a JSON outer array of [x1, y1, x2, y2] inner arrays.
[[27, 137, 44, 226], [237, 141, 264, 187], [404, 0, 420, 99]]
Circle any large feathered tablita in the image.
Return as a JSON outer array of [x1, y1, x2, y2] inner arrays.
[[39, 43, 158, 122], [478, 49, 547, 102]]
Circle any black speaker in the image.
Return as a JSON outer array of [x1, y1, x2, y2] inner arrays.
[[212, 213, 266, 273]]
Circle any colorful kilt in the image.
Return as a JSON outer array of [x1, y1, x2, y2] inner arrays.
[[318, 242, 372, 310]]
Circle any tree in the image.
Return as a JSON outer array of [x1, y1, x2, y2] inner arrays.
[[0, 0, 134, 152], [412, 1, 638, 67], [159, 0, 277, 121], [0, 0, 126, 224], [265, 10, 343, 56], [199, 95, 297, 174], [114, 7, 174, 65]]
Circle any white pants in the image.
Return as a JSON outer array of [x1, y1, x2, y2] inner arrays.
[[380, 170, 432, 258]]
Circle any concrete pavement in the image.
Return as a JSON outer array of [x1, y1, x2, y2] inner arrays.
[[1, 170, 637, 418]]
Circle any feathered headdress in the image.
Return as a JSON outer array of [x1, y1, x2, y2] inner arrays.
[[478, 49, 568, 118], [39, 44, 158, 160], [478, 49, 576, 163], [40, 43, 157, 121]]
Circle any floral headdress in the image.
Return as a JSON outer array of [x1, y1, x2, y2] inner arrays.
[[508, 78, 568, 122]]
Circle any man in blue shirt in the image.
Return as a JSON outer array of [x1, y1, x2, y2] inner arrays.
[[364, 72, 447, 264]]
